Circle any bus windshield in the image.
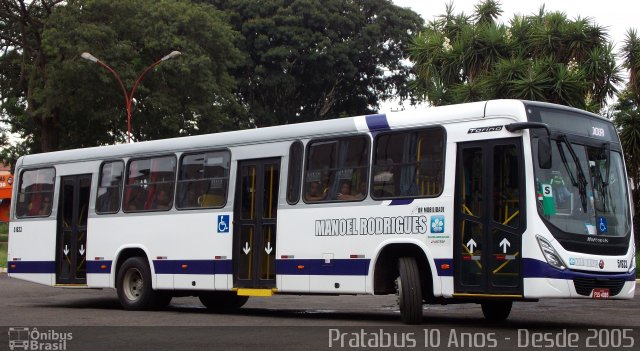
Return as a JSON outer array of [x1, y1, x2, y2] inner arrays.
[[526, 104, 631, 241], [533, 139, 630, 237]]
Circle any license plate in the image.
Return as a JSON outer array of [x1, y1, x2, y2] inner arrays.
[[592, 288, 610, 299]]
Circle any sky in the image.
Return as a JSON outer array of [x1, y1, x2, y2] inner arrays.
[[386, 0, 638, 111]]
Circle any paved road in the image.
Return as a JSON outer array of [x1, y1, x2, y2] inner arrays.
[[1, 274, 639, 350]]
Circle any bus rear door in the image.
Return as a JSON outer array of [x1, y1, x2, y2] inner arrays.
[[232, 158, 280, 289], [55, 174, 91, 285]]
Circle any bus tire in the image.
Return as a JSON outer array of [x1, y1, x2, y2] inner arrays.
[[199, 292, 249, 312], [397, 256, 423, 324], [116, 257, 156, 310], [481, 301, 512, 322]]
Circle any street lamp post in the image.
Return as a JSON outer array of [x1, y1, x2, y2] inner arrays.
[[81, 51, 181, 143]]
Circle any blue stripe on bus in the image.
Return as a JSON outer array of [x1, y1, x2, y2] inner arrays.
[[153, 260, 217, 275], [7, 261, 55, 274], [152, 260, 233, 275], [276, 259, 370, 275], [522, 258, 636, 281], [434, 258, 453, 276], [86, 260, 112, 274], [365, 114, 390, 132], [14, 258, 633, 282], [389, 199, 413, 206]]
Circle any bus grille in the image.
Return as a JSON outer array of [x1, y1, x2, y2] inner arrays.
[[573, 278, 626, 296]]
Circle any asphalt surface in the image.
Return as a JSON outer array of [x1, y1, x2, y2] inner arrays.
[[1, 274, 639, 350]]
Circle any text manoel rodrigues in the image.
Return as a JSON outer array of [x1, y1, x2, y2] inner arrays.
[[315, 216, 430, 236]]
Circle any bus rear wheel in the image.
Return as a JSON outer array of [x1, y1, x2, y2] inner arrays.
[[481, 301, 512, 322], [199, 292, 249, 312], [117, 257, 158, 310], [396, 256, 423, 324]]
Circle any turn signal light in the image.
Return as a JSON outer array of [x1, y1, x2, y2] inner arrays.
[[100, 265, 107, 270], [181, 264, 188, 269], [10, 264, 16, 269], [440, 263, 451, 270], [297, 265, 305, 270]]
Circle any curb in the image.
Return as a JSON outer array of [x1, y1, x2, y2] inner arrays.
[[0, 268, 6, 273]]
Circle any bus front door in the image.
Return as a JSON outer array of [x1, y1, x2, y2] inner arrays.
[[453, 139, 524, 296], [55, 174, 91, 285], [233, 158, 280, 289]]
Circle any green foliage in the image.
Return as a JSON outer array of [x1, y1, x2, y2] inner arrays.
[[409, 0, 621, 111], [207, 0, 423, 126], [0, 0, 244, 155], [0, 0, 423, 164], [612, 30, 640, 244], [0, 242, 6, 269], [0, 222, 6, 269]]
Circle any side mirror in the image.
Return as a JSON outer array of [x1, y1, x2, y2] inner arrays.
[[506, 122, 552, 169], [538, 137, 552, 169]]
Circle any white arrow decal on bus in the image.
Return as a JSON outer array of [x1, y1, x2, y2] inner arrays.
[[63, 245, 69, 256], [79, 245, 85, 256], [265, 242, 272, 255], [466, 239, 477, 253], [243, 242, 250, 255], [499, 238, 511, 253]]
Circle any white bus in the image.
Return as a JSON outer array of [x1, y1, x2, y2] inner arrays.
[[7, 100, 636, 324]]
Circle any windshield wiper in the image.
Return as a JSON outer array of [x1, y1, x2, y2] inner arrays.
[[556, 135, 589, 213], [602, 142, 611, 187], [599, 142, 611, 211]]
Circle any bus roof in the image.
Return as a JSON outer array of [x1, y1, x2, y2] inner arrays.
[[19, 99, 536, 167]]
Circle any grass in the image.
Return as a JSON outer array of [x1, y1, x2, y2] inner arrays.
[[0, 222, 6, 269], [0, 242, 6, 269]]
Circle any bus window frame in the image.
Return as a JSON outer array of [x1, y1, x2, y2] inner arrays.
[[286, 140, 304, 205], [370, 126, 447, 201], [175, 148, 231, 211], [302, 134, 371, 205], [15, 166, 56, 219], [122, 154, 177, 213], [95, 159, 125, 215]]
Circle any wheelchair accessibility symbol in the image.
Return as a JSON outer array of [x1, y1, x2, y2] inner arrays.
[[217, 215, 230, 233], [598, 217, 607, 233]]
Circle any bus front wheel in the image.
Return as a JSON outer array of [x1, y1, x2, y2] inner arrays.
[[396, 256, 423, 324], [199, 292, 249, 312], [116, 257, 158, 310], [481, 301, 512, 322]]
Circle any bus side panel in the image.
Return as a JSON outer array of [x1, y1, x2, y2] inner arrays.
[[89, 211, 233, 291], [277, 199, 453, 295], [8, 219, 57, 286]]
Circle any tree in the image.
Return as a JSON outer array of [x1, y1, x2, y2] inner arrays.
[[612, 29, 640, 243], [207, 0, 424, 126], [0, 0, 244, 154], [0, 0, 65, 153], [408, 0, 621, 112]]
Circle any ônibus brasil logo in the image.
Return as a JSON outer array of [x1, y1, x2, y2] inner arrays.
[[8, 327, 72, 351]]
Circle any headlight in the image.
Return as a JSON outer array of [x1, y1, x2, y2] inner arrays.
[[536, 235, 566, 270]]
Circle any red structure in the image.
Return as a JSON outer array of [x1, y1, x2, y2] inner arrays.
[[0, 164, 13, 222]]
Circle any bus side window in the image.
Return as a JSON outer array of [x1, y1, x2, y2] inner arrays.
[[16, 167, 55, 218], [372, 127, 445, 199], [123, 156, 176, 212], [303, 136, 369, 203], [286, 141, 303, 204], [176, 150, 230, 210], [96, 161, 124, 214]]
